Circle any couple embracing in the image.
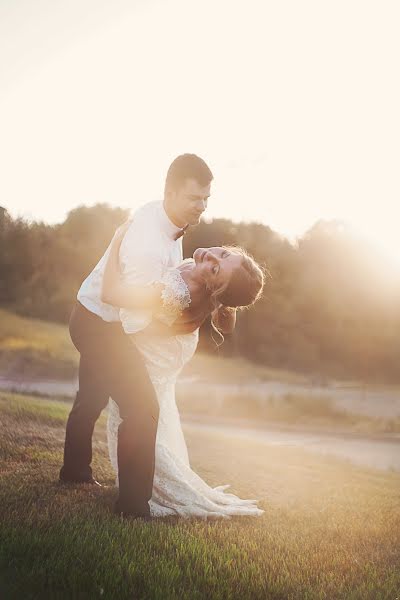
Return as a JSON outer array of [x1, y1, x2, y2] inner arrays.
[[60, 154, 265, 520]]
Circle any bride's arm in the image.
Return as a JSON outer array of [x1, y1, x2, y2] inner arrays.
[[144, 287, 209, 336], [102, 228, 209, 332], [144, 317, 201, 336], [101, 222, 164, 310], [154, 304, 234, 336]]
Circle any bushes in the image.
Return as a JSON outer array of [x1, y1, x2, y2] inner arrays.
[[1, 205, 400, 383]]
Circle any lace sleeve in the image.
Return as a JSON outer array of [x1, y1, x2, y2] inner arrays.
[[155, 268, 191, 326]]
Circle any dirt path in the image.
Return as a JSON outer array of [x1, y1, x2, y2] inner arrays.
[[182, 379, 400, 418], [0, 376, 77, 397], [1, 375, 399, 417], [183, 419, 400, 473], [1, 376, 399, 473]]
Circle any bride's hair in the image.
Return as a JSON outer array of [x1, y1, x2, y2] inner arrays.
[[207, 247, 267, 346], [207, 246, 265, 308]]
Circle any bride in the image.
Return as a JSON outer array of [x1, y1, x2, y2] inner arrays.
[[102, 224, 265, 519]]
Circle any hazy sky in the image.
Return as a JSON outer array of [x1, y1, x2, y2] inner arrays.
[[1, 0, 399, 265]]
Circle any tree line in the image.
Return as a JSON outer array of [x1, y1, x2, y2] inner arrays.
[[1, 204, 399, 383]]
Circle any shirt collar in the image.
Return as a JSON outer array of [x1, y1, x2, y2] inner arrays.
[[159, 201, 184, 240]]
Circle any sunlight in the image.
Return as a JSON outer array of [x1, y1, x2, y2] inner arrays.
[[1, 0, 399, 251], [1, 3, 399, 595], [353, 220, 400, 273]]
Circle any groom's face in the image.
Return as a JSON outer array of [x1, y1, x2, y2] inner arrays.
[[171, 178, 211, 227]]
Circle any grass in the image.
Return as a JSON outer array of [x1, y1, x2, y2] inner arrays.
[[0, 308, 310, 383], [181, 352, 310, 385], [2, 308, 400, 434], [0, 309, 78, 378], [0, 392, 399, 599]]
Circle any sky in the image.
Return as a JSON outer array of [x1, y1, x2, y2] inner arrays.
[[1, 0, 399, 267]]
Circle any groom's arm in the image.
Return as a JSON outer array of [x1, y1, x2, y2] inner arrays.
[[118, 220, 165, 335]]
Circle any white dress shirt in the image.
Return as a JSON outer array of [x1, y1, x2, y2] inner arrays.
[[77, 201, 183, 333]]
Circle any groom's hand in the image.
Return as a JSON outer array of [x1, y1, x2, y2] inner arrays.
[[142, 319, 201, 337], [171, 319, 204, 335]]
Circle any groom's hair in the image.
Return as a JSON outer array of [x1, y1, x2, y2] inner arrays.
[[164, 154, 213, 194]]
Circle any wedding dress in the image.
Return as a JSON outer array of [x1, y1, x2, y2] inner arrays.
[[107, 263, 264, 519]]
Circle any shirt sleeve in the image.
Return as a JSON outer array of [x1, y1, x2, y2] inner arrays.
[[118, 217, 165, 334]]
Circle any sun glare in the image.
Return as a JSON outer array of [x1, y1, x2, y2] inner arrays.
[[352, 222, 400, 274], [1, 0, 399, 277]]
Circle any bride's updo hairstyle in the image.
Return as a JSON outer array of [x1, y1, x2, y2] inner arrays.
[[214, 247, 265, 309]]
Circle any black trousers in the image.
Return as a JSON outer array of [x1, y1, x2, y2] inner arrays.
[[60, 302, 159, 515]]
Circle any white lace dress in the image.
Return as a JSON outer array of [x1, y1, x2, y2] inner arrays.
[[107, 265, 264, 519]]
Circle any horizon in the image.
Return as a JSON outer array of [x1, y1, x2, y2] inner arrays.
[[1, 0, 399, 269]]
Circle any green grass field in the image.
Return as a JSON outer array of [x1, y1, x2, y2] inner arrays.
[[0, 309, 78, 379], [0, 392, 399, 599], [0, 308, 305, 383], [2, 308, 399, 435]]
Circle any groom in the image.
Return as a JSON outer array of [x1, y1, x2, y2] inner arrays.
[[59, 154, 214, 519]]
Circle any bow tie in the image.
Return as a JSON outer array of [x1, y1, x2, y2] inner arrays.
[[174, 224, 189, 241]]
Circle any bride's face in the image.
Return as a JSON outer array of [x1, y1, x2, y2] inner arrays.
[[192, 247, 242, 293]]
